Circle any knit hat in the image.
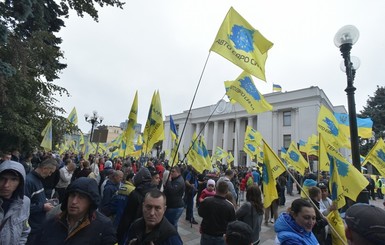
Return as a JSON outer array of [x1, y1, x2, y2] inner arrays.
[[226, 221, 252, 245], [104, 160, 113, 168], [345, 203, 385, 245], [207, 179, 215, 187]]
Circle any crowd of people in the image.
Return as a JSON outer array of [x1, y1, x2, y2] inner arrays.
[[1, 150, 385, 245]]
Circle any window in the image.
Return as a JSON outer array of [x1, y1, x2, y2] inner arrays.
[[283, 134, 291, 149], [283, 111, 291, 126]]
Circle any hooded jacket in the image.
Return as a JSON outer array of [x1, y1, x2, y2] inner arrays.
[[0, 160, 31, 244], [274, 212, 319, 245], [36, 177, 117, 245]]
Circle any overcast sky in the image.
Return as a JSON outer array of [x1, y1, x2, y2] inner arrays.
[[57, 0, 385, 133]]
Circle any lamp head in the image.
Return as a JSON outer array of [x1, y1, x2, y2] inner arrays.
[[340, 56, 361, 72], [334, 25, 359, 47], [84, 113, 89, 121]]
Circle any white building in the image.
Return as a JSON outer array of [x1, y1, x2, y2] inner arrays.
[[162, 86, 347, 167]]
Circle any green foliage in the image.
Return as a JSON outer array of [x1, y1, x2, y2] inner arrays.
[[0, 0, 124, 153], [360, 86, 385, 138]]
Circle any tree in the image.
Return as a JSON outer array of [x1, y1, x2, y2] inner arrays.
[[0, 0, 124, 152], [359, 86, 385, 155]]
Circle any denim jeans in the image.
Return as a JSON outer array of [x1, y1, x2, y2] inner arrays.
[[200, 233, 225, 245], [165, 207, 184, 230]]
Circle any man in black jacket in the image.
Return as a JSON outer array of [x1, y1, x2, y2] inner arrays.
[[198, 180, 236, 245], [125, 189, 183, 245], [163, 166, 185, 230], [35, 177, 117, 245]]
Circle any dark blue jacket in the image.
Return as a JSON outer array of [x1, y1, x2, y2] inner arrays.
[[99, 180, 119, 216], [24, 170, 47, 234]]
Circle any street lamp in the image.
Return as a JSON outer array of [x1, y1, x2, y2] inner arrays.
[[334, 25, 361, 172], [84, 111, 104, 142]]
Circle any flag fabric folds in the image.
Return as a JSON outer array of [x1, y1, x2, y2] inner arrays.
[[143, 91, 165, 153], [320, 135, 369, 201], [67, 107, 78, 125], [334, 112, 373, 139], [284, 141, 309, 175], [169, 115, 178, 141], [210, 7, 273, 81], [272, 84, 282, 92], [317, 105, 349, 148], [329, 154, 346, 209], [326, 210, 347, 245], [187, 133, 212, 173], [262, 141, 286, 208], [225, 72, 273, 114], [213, 146, 228, 161], [362, 138, 385, 177], [243, 126, 263, 157], [40, 120, 52, 151]]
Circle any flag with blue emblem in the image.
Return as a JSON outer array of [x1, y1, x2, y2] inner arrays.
[[320, 135, 368, 201], [211, 7, 273, 81], [67, 107, 78, 125], [280, 147, 287, 159], [213, 146, 228, 161], [306, 134, 319, 156], [298, 140, 307, 153], [334, 112, 373, 139], [40, 119, 52, 151], [284, 141, 309, 175], [187, 133, 212, 173], [329, 154, 346, 209], [362, 138, 385, 177], [317, 105, 349, 149], [243, 126, 262, 157], [225, 72, 273, 114], [262, 141, 286, 208], [143, 90, 165, 153]]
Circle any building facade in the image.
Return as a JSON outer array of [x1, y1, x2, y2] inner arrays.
[[162, 86, 347, 167]]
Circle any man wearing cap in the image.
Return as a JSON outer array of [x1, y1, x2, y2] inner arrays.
[[0, 160, 31, 244], [25, 158, 58, 244], [35, 177, 117, 244], [99, 170, 123, 217], [125, 189, 183, 245], [345, 203, 385, 245], [225, 221, 253, 245]]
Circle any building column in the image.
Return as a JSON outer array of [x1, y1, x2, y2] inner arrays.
[[212, 121, 219, 153], [246, 117, 254, 167], [222, 119, 229, 165], [204, 122, 209, 142], [234, 118, 241, 167], [196, 123, 201, 136]]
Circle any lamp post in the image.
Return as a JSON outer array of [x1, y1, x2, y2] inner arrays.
[[334, 25, 361, 172], [84, 111, 104, 142]]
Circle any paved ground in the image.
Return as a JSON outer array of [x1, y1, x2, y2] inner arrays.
[[177, 192, 385, 245]]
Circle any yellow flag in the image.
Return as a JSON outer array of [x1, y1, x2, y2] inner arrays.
[[227, 152, 234, 165], [306, 134, 319, 156], [143, 90, 165, 153], [79, 132, 85, 146], [317, 105, 349, 149], [124, 91, 138, 147], [262, 140, 286, 179], [243, 126, 263, 157], [213, 146, 228, 161], [362, 138, 385, 177], [285, 141, 309, 175], [40, 120, 52, 151], [322, 135, 369, 201], [319, 134, 330, 172], [263, 142, 285, 208], [187, 133, 212, 173], [327, 210, 347, 245], [211, 7, 273, 81], [67, 107, 78, 125], [225, 72, 273, 114], [329, 153, 346, 209]]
